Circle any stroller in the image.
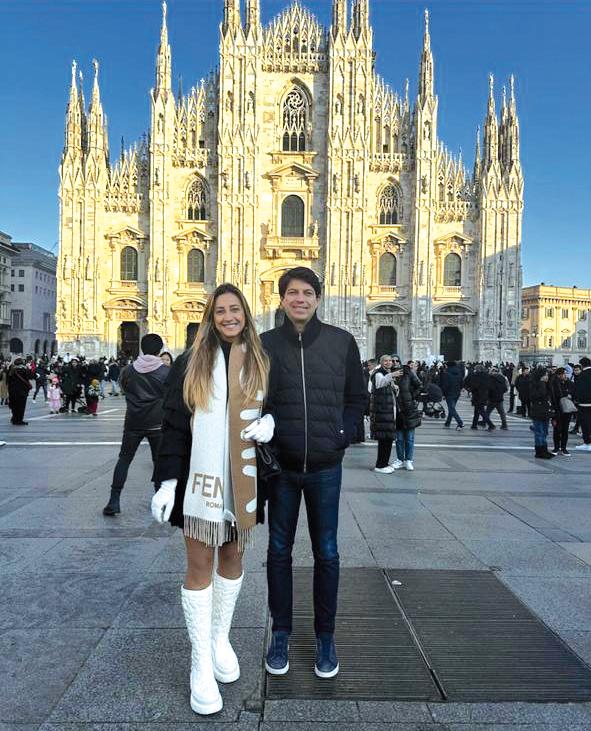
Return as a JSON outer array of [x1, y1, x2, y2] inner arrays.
[[421, 382, 447, 419], [58, 387, 91, 415]]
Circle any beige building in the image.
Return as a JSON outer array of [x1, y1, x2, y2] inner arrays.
[[521, 284, 591, 365], [57, 0, 523, 360]]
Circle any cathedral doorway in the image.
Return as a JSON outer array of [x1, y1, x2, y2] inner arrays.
[[375, 326, 397, 359], [441, 326, 463, 361], [186, 322, 200, 349], [118, 322, 140, 359], [10, 338, 23, 355]]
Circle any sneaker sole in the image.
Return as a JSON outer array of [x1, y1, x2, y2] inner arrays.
[[314, 663, 340, 679], [265, 660, 289, 675], [190, 693, 223, 715]]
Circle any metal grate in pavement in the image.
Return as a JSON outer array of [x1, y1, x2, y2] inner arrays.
[[265, 568, 441, 701], [386, 569, 591, 702]]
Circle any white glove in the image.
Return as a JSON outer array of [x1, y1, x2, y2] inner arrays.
[[242, 413, 275, 444], [151, 479, 177, 523]]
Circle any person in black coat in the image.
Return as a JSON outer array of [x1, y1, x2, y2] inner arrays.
[[530, 367, 554, 459], [573, 357, 591, 450], [515, 366, 531, 418], [486, 367, 509, 430], [440, 361, 464, 429], [392, 365, 422, 470], [549, 368, 575, 455], [7, 358, 33, 425], [464, 365, 494, 429], [369, 355, 398, 472]]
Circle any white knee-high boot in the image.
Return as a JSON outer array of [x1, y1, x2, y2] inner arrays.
[[181, 584, 223, 715], [212, 572, 243, 683]]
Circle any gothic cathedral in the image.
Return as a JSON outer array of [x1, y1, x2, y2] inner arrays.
[[57, 0, 523, 361]]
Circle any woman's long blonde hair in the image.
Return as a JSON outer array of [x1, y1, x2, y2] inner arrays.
[[183, 283, 269, 412]]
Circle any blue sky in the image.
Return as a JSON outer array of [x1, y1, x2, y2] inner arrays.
[[1, 0, 589, 287]]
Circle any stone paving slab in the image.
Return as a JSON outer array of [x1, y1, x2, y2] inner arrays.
[[461, 538, 591, 575], [0, 628, 104, 723], [427, 701, 591, 725], [48, 629, 265, 724], [0, 536, 63, 574]]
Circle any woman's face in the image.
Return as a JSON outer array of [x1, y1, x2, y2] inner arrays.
[[213, 292, 246, 342], [382, 357, 393, 370], [160, 353, 172, 367]]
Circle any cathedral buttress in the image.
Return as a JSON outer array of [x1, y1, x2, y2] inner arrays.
[[410, 10, 439, 359], [149, 0, 175, 341]]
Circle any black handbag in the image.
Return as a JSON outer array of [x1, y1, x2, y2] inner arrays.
[[255, 442, 282, 481]]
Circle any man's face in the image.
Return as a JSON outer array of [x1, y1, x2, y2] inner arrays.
[[574, 366, 582, 376], [281, 278, 320, 327]]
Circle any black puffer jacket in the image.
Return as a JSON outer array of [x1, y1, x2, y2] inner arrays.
[[120, 362, 169, 431], [370, 367, 396, 441], [261, 314, 366, 473], [440, 364, 464, 399], [550, 375, 575, 413], [394, 367, 422, 430], [488, 372, 508, 404], [574, 367, 591, 406], [530, 372, 553, 421], [465, 369, 490, 407]]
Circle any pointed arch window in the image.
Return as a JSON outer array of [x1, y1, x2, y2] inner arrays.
[[282, 88, 308, 152], [187, 178, 208, 221], [443, 253, 462, 287], [379, 253, 397, 287], [281, 195, 305, 237], [378, 185, 399, 225], [187, 249, 205, 283], [121, 246, 138, 282]]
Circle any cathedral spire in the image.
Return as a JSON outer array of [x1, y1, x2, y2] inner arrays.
[[245, 0, 260, 34], [506, 74, 520, 169], [64, 60, 82, 153], [223, 0, 241, 35], [352, 0, 369, 39], [418, 9, 434, 104], [155, 1, 172, 95], [90, 58, 102, 111], [87, 59, 107, 156], [332, 0, 347, 37], [473, 125, 481, 183], [483, 73, 499, 169]]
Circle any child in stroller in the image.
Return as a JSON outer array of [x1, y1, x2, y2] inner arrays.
[[421, 382, 447, 419]]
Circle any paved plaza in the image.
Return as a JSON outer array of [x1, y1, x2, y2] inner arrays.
[[1, 396, 591, 730]]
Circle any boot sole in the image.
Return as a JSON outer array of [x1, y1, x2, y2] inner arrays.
[[213, 664, 240, 683], [314, 663, 340, 679], [190, 694, 223, 715], [265, 660, 289, 675]]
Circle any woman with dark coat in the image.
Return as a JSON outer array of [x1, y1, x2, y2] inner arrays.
[[7, 358, 33, 425], [530, 367, 554, 459], [392, 365, 422, 471], [369, 355, 398, 473], [549, 367, 575, 456]]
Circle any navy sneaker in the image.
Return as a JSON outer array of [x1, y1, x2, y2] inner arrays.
[[265, 631, 289, 675], [314, 633, 339, 678]]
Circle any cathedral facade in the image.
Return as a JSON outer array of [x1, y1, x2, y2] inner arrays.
[[57, 0, 524, 362]]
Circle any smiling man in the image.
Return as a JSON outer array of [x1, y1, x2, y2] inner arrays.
[[260, 267, 366, 680]]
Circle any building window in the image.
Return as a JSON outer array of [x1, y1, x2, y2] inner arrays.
[[378, 185, 399, 225], [522, 307, 528, 318], [18, 269, 24, 277], [562, 308, 569, 319], [545, 307, 554, 318], [379, 253, 397, 287], [187, 178, 208, 221], [187, 249, 205, 283], [11, 309, 24, 329], [577, 332, 587, 350], [547, 336, 553, 348], [120, 246, 138, 281], [580, 310, 588, 321], [562, 336, 572, 349], [43, 313, 51, 331], [282, 88, 308, 152], [281, 195, 305, 237], [443, 253, 462, 287], [10, 284, 14, 292], [18, 284, 24, 292]]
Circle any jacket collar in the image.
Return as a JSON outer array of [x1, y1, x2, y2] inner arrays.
[[281, 311, 322, 347]]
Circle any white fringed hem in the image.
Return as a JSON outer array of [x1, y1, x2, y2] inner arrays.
[[183, 515, 255, 552]]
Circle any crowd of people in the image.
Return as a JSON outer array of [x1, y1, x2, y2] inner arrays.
[[363, 357, 591, 465], [0, 351, 174, 425]]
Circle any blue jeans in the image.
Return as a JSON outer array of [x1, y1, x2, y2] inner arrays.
[[267, 464, 342, 635], [395, 429, 415, 461], [532, 419, 549, 447], [445, 396, 463, 427]]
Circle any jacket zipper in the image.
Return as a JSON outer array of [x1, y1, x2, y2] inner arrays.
[[299, 333, 308, 473]]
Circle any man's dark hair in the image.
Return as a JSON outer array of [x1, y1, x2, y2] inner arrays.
[[141, 333, 164, 356], [278, 267, 321, 299], [446, 360, 457, 367], [580, 357, 591, 369]]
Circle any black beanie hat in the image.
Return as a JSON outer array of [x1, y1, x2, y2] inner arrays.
[[141, 333, 164, 356]]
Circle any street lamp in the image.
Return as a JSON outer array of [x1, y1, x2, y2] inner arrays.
[[531, 329, 538, 365]]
